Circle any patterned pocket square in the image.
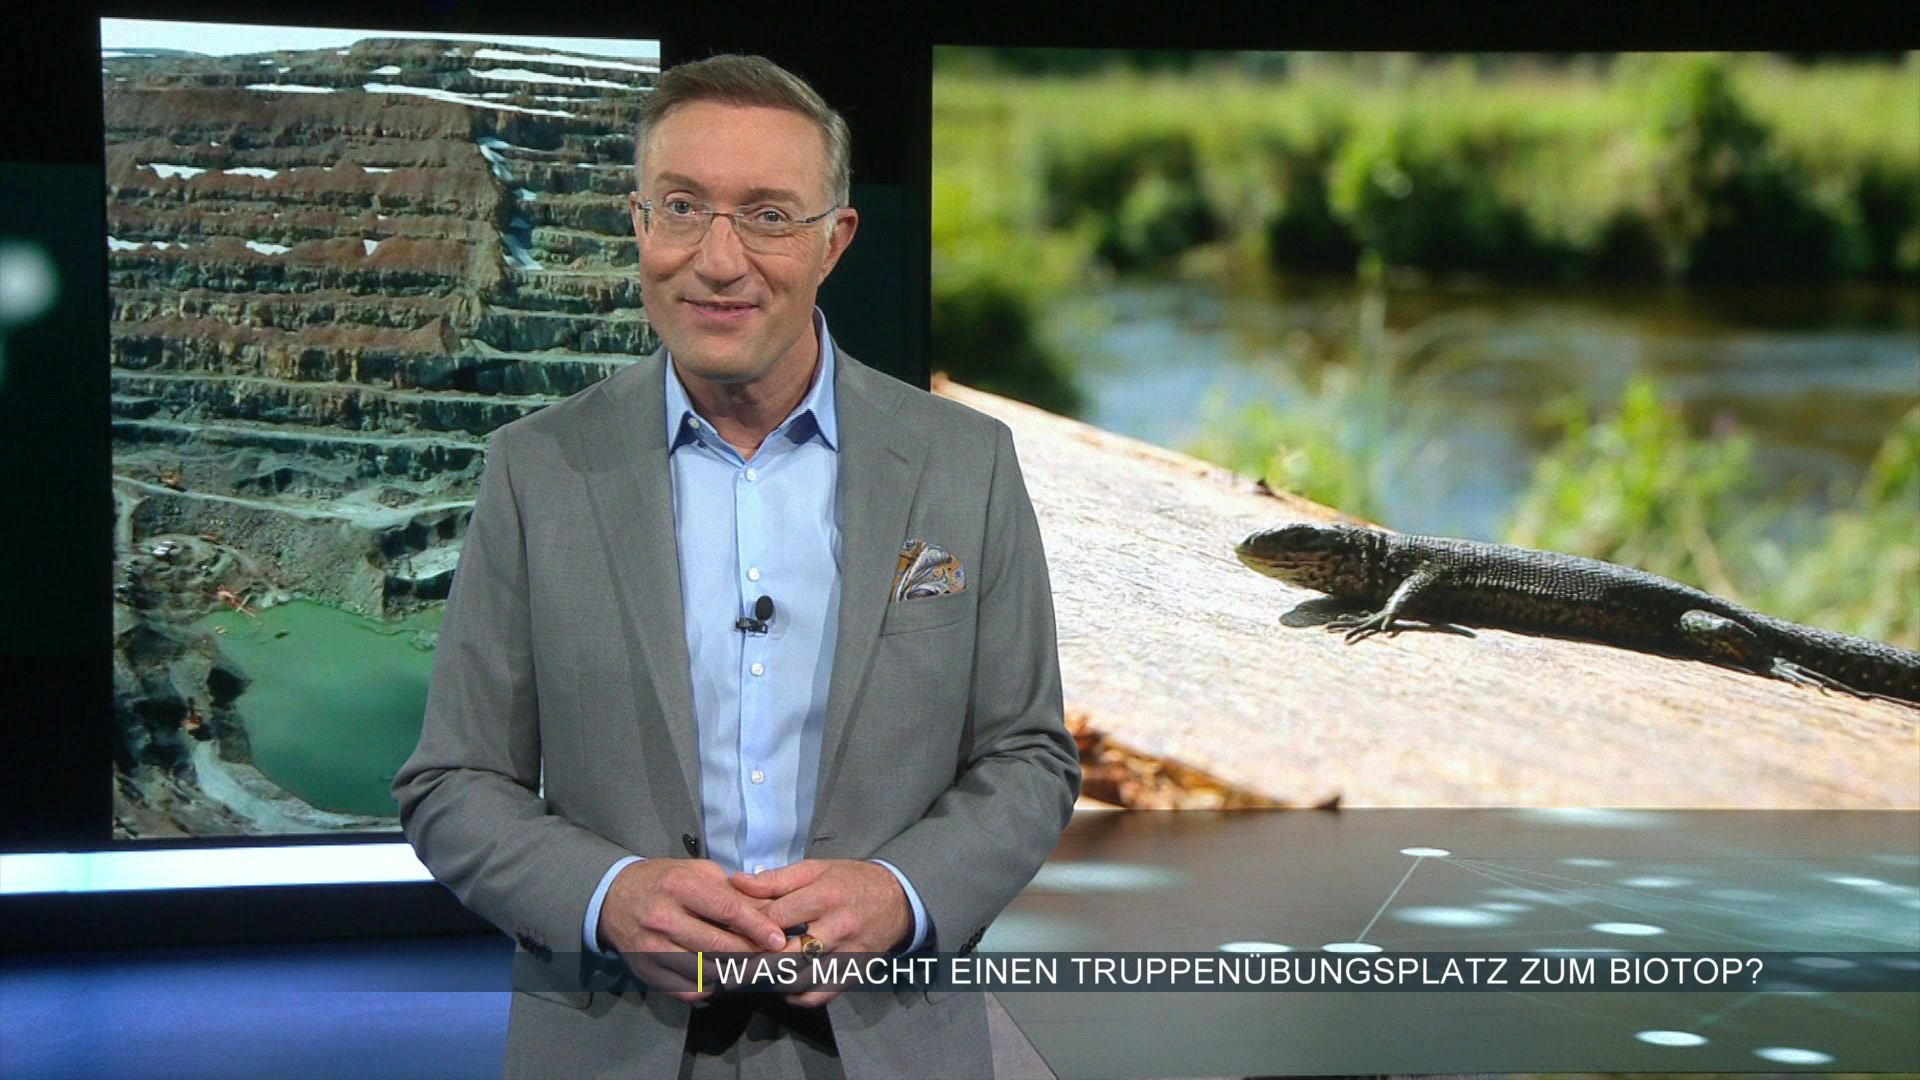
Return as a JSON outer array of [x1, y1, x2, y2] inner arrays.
[[892, 539, 965, 602]]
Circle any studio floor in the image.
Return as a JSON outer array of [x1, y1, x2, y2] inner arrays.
[[6, 809, 1917, 1078], [2, 936, 511, 1079]]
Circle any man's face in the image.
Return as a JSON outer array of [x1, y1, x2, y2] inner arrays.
[[631, 101, 856, 391]]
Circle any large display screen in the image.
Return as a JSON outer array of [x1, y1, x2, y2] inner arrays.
[[931, 47, 1919, 809], [101, 19, 661, 840]]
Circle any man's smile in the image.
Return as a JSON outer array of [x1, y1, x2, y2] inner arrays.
[[685, 298, 758, 323]]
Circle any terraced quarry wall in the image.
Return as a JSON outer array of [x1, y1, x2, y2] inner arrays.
[[104, 36, 657, 837]]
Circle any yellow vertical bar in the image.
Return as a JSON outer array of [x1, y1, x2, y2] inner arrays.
[[697, 952, 704, 993]]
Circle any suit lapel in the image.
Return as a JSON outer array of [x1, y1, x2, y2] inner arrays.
[[571, 354, 704, 822], [817, 355, 928, 800]]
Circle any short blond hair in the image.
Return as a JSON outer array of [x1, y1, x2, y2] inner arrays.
[[633, 54, 850, 206]]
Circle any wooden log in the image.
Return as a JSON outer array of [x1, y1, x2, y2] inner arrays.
[[935, 377, 1920, 809]]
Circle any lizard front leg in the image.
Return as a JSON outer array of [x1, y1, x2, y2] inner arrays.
[[1328, 565, 1444, 643]]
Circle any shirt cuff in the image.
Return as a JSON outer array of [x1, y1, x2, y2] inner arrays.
[[869, 858, 930, 953], [585, 855, 645, 957]]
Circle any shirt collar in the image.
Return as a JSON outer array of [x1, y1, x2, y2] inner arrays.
[[664, 308, 840, 455]]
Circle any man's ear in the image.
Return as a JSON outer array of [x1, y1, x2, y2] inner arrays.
[[816, 207, 859, 283], [629, 191, 647, 256]]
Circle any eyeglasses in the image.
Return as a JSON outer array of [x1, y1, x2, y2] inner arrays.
[[640, 198, 841, 252]]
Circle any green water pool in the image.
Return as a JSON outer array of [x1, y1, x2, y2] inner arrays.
[[200, 600, 441, 817]]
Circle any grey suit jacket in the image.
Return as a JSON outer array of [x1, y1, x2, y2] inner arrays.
[[393, 347, 1080, 1079]]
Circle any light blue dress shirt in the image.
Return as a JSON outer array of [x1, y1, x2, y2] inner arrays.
[[584, 314, 928, 954]]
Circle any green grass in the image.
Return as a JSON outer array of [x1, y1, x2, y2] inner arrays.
[[1508, 385, 1919, 648], [1744, 405, 1920, 648], [934, 53, 1920, 285]]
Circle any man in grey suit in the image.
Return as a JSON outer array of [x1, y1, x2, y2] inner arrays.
[[393, 54, 1080, 1078]]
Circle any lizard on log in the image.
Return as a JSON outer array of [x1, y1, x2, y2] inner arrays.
[[1236, 521, 1920, 705]]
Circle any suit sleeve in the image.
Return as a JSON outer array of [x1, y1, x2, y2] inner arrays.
[[392, 423, 635, 962], [870, 420, 1081, 951]]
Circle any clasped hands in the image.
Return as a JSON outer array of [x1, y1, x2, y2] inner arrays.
[[597, 857, 911, 1006]]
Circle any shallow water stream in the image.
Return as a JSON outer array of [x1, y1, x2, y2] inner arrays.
[[1051, 276, 1919, 539]]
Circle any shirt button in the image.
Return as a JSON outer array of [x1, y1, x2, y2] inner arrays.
[[750, 662, 764, 677], [744, 467, 758, 482], [750, 770, 765, 784], [747, 567, 761, 582], [753, 864, 766, 874]]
